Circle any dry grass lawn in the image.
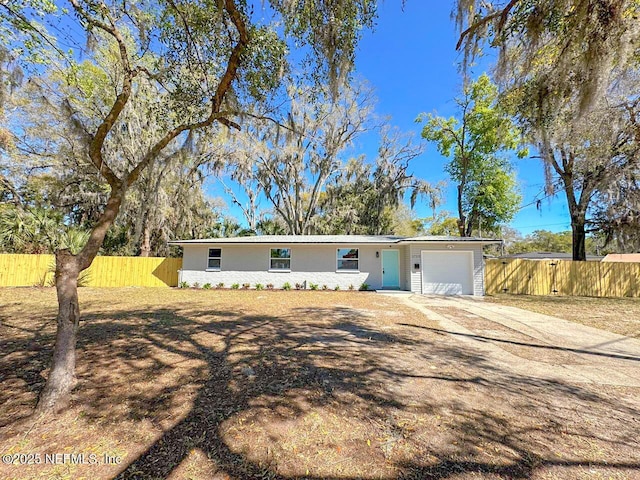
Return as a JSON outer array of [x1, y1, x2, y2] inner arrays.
[[486, 294, 640, 337], [0, 287, 639, 480]]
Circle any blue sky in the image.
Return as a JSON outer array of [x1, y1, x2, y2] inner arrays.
[[353, 1, 572, 235], [211, 1, 574, 236]]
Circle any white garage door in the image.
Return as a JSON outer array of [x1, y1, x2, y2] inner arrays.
[[421, 251, 474, 295]]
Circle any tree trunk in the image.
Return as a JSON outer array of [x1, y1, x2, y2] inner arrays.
[[560, 171, 589, 262], [571, 216, 587, 261], [457, 184, 467, 237], [140, 225, 151, 257], [549, 148, 593, 262], [35, 250, 81, 412], [36, 189, 125, 413]]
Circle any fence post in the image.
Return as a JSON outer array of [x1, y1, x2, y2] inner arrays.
[[549, 261, 558, 295]]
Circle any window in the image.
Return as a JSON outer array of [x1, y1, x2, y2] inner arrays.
[[207, 248, 221, 270], [270, 248, 291, 271], [337, 248, 359, 271]]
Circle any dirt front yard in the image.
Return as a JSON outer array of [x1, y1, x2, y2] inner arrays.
[[1, 288, 639, 480], [486, 294, 640, 337]]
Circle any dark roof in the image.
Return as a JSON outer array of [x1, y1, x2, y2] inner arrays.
[[400, 235, 496, 242], [501, 252, 604, 261], [169, 234, 501, 246]]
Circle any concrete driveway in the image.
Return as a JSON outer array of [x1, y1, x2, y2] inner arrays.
[[388, 293, 640, 387]]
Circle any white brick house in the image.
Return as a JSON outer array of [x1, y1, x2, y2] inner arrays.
[[170, 235, 500, 296]]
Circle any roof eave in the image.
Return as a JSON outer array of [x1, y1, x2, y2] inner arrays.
[[168, 240, 403, 246], [397, 238, 502, 245], [169, 237, 503, 246]]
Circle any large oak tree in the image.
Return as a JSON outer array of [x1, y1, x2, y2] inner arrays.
[[454, 0, 640, 258], [221, 82, 374, 234], [1, 0, 376, 413]]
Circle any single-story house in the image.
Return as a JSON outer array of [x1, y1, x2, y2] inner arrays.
[[170, 235, 500, 296]]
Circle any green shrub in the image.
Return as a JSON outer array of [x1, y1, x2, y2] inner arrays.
[[179, 281, 190, 289], [203, 283, 212, 290], [334, 285, 340, 291], [255, 283, 264, 290], [309, 283, 319, 290], [216, 282, 225, 289], [348, 284, 355, 290], [321, 284, 328, 290], [231, 283, 240, 289], [282, 282, 291, 291], [359, 282, 370, 291]]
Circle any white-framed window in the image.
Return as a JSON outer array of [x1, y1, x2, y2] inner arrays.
[[337, 248, 359, 271], [207, 248, 222, 270], [270, 248, 291, 271]]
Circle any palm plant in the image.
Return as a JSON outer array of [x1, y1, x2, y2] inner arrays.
[[0, 206, 89, 254]]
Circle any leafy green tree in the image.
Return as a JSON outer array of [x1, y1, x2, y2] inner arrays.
[[203, 216, 255, 238], [256, 217, 288, 235], [507, 229, 603, 256], [422, 214, 460, 236], [419, 74, 524, 237], [509, 230, 573, 254], [3, 0, 376, 413]]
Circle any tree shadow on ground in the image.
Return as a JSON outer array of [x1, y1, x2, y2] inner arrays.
[[0, 309, 56, 427], [1, 298, 639, 479], [399, 323, 640, 363]]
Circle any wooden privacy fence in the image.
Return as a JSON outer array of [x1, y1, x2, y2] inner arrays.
[[0, 254, 182, 288], [485, 258, 640, 298]]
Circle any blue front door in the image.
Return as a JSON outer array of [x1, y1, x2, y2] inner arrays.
[[382, 250, 400, 288]]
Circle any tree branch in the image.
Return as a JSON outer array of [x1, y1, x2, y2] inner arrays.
[[456, 0, 520, 51], [125, 0, 249, 187], [0, 2, 67, 59], [68, 0, 137, 188]]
